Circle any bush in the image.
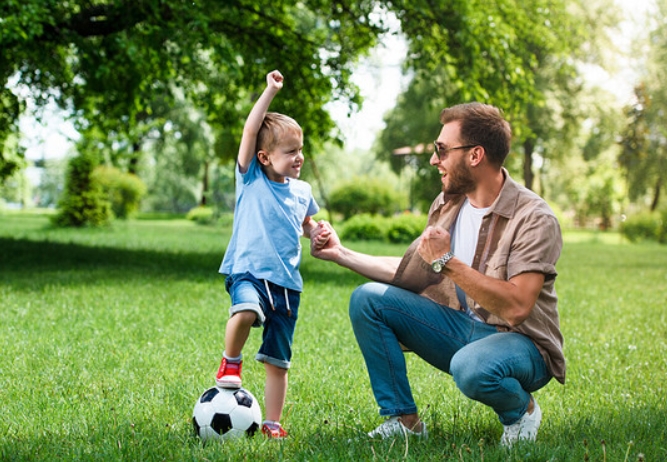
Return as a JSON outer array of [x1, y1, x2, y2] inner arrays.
[[659, 209, 667, 244], [547, 201, 574, 230], [329, 179, 400, 220], [93, 166, 147, 219], [340, 214, 387, 241], [52, 154, 112, 227], [621, 211, 663, 243], [339, 213, 428, 243], [186, 206, 215, 225], [216, 212, 235, 228], [386, 213, 428, 243]]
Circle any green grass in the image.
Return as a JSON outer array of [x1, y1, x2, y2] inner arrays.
[[1, 213, 666, 461]]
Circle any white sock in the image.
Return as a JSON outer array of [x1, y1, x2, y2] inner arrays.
[[223, 352, 242, 363]]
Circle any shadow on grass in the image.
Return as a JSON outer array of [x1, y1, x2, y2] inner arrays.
[[0, 237, 366, 291]]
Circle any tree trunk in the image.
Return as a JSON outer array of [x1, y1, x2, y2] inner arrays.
[[523, 139, 535, 191], [128, 141, 141, 175], [200, 160, 209, 206], [650, 175, 662, 211]]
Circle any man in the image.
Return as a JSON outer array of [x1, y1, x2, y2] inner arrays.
[[311, 102, 564, 446]]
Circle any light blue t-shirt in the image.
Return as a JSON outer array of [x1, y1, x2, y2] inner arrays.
[[219, 157, 319, 292]]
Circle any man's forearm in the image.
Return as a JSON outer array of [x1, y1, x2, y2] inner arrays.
[[334, 247, 401, 284], [443, 258, 543, 327]]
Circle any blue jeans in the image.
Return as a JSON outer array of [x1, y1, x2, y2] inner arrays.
[[349, 282, 552, 425]]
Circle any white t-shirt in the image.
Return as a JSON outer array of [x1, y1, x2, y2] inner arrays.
[[452, 198, 489, 321]]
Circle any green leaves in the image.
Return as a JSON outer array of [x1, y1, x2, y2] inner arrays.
[[1, 0, 609, 197], [2, 0, 385, 177]]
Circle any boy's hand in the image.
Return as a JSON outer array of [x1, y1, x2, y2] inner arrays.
[[310, 220, 331, 250], [267, 70, 284, 91], [311, 221, 343, 262]]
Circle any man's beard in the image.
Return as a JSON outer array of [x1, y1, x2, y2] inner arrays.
[[443, 157, 475, 195]]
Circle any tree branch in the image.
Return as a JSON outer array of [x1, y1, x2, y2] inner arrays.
[[37, 1, 173, 41]]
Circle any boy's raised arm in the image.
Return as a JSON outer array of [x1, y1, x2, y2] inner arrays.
[[237, 70, 284, 173]]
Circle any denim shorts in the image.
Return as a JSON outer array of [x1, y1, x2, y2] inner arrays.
[[225, 272, 300, 369]]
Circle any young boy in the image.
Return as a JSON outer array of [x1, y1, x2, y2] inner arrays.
[[216, 70, 329, 439]]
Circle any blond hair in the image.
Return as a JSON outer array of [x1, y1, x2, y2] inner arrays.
[[256, 112, 302, 153]]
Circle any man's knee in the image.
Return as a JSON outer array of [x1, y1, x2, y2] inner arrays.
[[349, 282, 381, 324], [451, 351, 488, 399]]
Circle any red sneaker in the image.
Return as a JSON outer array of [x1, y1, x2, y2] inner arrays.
[[215, 358, 242, 389], [262, 422, 288, 439]]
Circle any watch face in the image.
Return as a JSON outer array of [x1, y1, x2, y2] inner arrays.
[[432, 261, 443, 273]]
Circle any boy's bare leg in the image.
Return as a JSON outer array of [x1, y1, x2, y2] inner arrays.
[[264, 362, 288, 422], [224, 311, 256, 357]]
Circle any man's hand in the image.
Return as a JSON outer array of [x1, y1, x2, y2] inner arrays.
[[417, 226, 452, 264]]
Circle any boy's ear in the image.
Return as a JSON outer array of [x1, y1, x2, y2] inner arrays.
[[257, 150, 270, 165]]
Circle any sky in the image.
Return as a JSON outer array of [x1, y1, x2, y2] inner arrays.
[[581, 0, 656, 106], [17, 0, 655, 164]]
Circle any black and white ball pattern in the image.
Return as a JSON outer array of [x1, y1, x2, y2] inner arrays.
[[192, 387, 262, 442]]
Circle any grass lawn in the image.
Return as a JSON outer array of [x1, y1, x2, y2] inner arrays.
[[1, 213, 666, 461]]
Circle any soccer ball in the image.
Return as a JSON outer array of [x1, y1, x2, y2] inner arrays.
[[192, 386, 262, 442]]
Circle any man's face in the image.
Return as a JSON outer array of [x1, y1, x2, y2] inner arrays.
[[431, 121, 476, 195]]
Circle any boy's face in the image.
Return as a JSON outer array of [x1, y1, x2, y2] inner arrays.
[[260, 131, 304, 183]]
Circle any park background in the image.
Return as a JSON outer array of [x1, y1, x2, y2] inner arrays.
[[1, 0, 666, 460]]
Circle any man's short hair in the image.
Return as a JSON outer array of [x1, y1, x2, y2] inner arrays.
[[257, 112, 302, 153], [440, 103, 512, 168]]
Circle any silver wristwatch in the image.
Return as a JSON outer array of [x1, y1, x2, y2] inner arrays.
[[431, 251, 454, 273]]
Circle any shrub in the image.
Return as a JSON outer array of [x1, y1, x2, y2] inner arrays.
[[547, 201, 574, 230], [186, 206, 215, 225], [216, 212, 235, 228], [93, 166, 147, 219], [659, 209, 667, 244], [340, 214, 387, 241], [339, 213, 428, 243], [621, 211, 662, 243], [386, 213, 428, 243], [329, 179, 400, 220], [52, 153, 112, 227]]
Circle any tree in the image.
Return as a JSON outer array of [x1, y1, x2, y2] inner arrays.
[[619, 84, 667, 211], [377, 0, 622, 206], [0, 89, 24, 179], [52, 153, 112, 227], [514, 0, 621, 192], [3, 0, 611, 186], [144, 94, 217, 210], [619, 0, 667, 212], [1, 0, 384, 180]]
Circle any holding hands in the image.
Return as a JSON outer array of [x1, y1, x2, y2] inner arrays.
[[310, 221, 339, 259]]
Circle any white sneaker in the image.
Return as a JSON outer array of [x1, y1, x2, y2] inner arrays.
[[367, 416, 428, 439], [500, 399, 542, 446]]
